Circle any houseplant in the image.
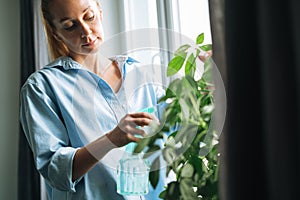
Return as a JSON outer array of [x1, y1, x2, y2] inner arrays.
[[134, 33, 219, 200]]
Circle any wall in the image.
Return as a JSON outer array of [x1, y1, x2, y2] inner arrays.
[[0, 0, 20, 199]]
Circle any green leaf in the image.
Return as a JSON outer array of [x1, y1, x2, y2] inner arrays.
[[179, 178, 198, 200], [159, 189, 166, 199], [158, 88, 176, 103], [201, 105, 215, 116], [167, 54, 186, 76], [165, 181, 180, 200], [143, 145, 161, 158], [190, 155, 203, 179], [197, 178, 218, 198], [200, 44, 212, 51], [196, 33, 204, 44], [165, 136, 176, 147], [163, 147, 177, 164], [168, 130, 178, 138], [164, 103, 181, 126], [185, 75, 198, 89], [174, 44, 191, 57], [181, 163, 195, 178], [202, 59, 213, 82], [161, 125, 170, 133], [133, 137, 151, 153], [167, 78, 182, 96], [165, 87, 176, 99], [185, 53, 196, 77], [149, 156, 160, 189], [195, 48, 200, 58]]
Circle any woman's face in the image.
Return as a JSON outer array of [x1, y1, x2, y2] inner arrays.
[[50, 0, 103, 62]]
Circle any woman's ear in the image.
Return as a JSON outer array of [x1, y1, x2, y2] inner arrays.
[[53, 31, 62, 42]]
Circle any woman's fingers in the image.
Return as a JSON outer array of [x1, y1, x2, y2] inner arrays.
[[107, 112, 156, 147], [198, 50, 212, 62], [119, 116, 150, 135], [107, 126, 145, 147], [126, 133, 142, 143], [122, 112, 153, 128]]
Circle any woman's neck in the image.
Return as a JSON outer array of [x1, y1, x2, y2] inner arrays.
[[71, 54, 109, 74], [71, 53, 122, 93]]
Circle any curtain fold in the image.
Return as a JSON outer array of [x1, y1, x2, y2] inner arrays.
[[207, 1, 227, 200], [223, 0, 300, 199], [18, 0, 40, 199], [208, 0, 226, 83], [257, 1, 300, 199]]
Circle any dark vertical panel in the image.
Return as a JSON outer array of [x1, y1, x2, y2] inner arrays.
[[224, 0, 267, 199], [18, 0, 40, 199], [223, 0, 300, 199]]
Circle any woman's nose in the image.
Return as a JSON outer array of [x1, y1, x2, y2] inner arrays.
[[80, 22, 92, 38]]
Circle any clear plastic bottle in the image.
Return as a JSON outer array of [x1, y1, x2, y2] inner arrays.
[[117, 142, 150, 195], [117, 105, 160, 195]]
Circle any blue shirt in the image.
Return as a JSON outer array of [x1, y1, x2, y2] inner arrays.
[[20, 56, 169, 200]]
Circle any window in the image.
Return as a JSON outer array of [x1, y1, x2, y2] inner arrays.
[[114, 0, 212, 84], [115, 0, 212, 57], [123, 0, 159, 30], [177, 0, 211, 43]]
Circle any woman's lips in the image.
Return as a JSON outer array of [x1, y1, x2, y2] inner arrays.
[[82, 38, 98, 47]]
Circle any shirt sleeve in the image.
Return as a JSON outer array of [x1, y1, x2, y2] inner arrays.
[[20, 78, 81, 192]]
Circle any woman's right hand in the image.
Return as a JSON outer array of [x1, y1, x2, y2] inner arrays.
[[106, 112, 153, 147]]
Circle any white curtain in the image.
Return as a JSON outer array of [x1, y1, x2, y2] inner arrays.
[[33, 2, 49, 200], [34, 0, 49, 70]]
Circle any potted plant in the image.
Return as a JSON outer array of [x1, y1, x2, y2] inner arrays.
[[134, 33, 219, 200]]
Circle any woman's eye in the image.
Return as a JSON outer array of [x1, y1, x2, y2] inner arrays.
[[64, 25, 76, 31], [86, 15, 95, 21], [65, 26, 75, 31], [85, 11, 95, 21], [63, 22, 77, 31]]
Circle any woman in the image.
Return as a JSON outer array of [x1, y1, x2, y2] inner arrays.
[[20, 0, 167, 199]]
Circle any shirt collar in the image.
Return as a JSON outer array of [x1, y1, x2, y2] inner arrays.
[[44, 56, 82, 70], [109, 55, 139, 79], [43, 55, 139, 79]]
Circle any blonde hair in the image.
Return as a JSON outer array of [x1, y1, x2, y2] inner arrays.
[[41, 0, 70, 61]]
